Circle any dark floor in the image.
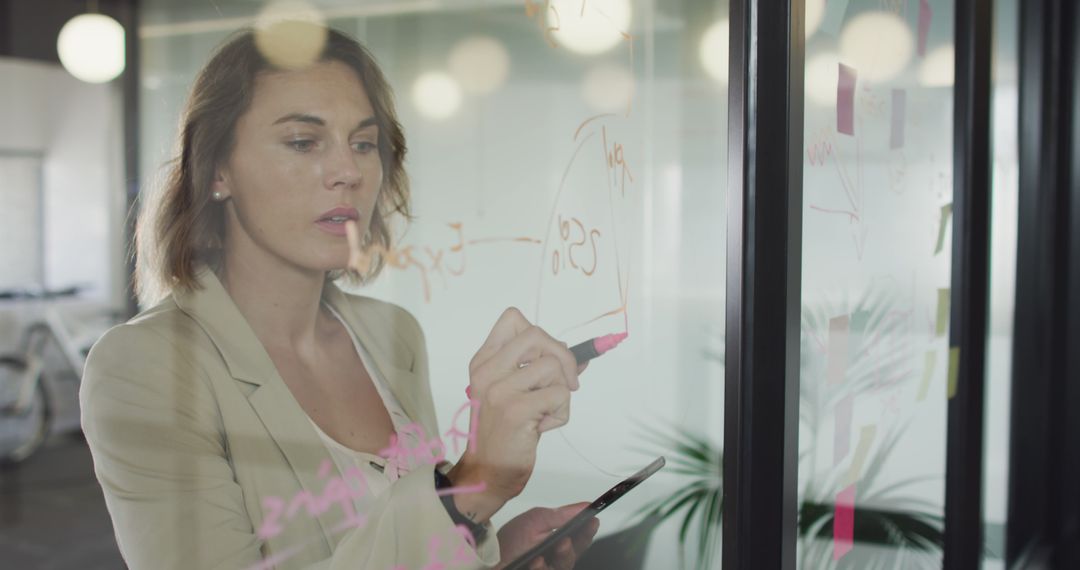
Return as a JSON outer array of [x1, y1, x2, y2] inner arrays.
[[0, 433, 126, 569]]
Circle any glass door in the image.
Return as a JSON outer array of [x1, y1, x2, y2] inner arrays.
[[798, 0, 955, 567]]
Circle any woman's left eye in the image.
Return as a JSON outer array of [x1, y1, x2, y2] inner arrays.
[[287, 140, 315, 152], [352, 141, 377, 154]]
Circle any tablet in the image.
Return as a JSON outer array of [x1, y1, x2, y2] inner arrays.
[[502, 456, 666, 570]]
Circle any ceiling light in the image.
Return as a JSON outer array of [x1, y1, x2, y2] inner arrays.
[[839, 11, 913, 82], [57, 14, 125, 83], [700, 19, 729, 85], [412, 72, 463, 120], [254, 0, 328, 70], [918, 44, 954, 87], [805, 51, 840, 107], [806, 0, 826, 38], [449, 36, 510, 95], [546, 0, 632, 55], [582, 64, 635, 113]]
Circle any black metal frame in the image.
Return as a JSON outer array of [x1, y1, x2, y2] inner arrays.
[[943, 0, 994, 567], [1063, 1, 1080, 566], [722, 0, 804, 567], [1007, 0, 1080, 566], [119, 0, 140, 318]]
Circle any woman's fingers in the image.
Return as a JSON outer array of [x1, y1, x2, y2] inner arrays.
[[505, 354, 564, 393], [524, 384, 571, 433], [547, 537, 576, 570], [471, 307, 532, 373], [482, 326, 580, 390], [570, 517, 600, 556]]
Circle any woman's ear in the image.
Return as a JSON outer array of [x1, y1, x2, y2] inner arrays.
[[211, 168, 231, 201]]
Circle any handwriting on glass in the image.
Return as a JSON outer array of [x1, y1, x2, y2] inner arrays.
[[257, 459, 369, 540], [551, 214, 601, 276], [524, 0, 561, 47], [601, 125, 634, 196], [349, 221, 542, 303], [379, 398, 481, 479], [257, 400, 480, 541], [806, 129, 835, 166], [387, 524, 478, 570]]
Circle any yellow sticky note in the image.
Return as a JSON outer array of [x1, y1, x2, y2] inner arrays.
[[947, 346, 960, 399], [917, 350, 937, 402], [934, 203, 953, 255], [844, 424, 877, 486], [936, 288, 950, 336]]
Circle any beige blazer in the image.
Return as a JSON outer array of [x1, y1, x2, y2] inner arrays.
[[80, 266, 501, 569]]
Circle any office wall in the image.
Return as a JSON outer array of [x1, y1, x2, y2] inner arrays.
[[0, 57, 125, 306]]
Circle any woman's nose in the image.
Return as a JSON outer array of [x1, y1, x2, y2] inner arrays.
[[324, 143, 363, 190]]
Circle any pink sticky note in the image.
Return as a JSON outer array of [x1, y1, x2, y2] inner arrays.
[[837, 64, 856, 136], [834, 483, 856, 560], [918, 0, 933, 57], [834, 393, 854, 465], [827, 315, 850, 385], [890, 89, 906, 149]]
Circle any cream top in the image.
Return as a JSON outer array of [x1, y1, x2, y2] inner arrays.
[[304, 302, 432, 516]]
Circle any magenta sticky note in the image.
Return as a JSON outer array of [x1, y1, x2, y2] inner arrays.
[[834, 393, 854, 465], [891, 89, 906, 149], [837, 63, 856, 136], [834, 483, 856, 560], [918, 0, 933, 57]]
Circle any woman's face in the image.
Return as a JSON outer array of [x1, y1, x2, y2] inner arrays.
[[213, 59, 383, 275]]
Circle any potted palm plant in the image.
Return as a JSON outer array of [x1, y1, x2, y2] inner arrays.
[[612, 289, 947, 569]]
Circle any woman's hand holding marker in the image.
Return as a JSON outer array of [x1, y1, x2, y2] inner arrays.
[[447, 308, 583, 525]]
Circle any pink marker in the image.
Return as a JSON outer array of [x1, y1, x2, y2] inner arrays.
[[465, 332, 628, 397], [569, 332, 629, 364]]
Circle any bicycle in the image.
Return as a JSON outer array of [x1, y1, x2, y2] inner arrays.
[[0, 285, 122, 463]]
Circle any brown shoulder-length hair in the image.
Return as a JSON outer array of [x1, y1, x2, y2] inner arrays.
[[135, 25, 409, 305]]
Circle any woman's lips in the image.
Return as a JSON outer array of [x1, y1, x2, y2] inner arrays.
[[315, 206, 359, 236], [315, 219, 351, 236]]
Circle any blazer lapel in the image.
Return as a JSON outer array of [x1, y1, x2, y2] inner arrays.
[[320, 282, 434, 437], [173, 267, 340, 550]]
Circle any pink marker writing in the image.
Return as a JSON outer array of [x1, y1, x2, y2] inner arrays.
[[379, 399, 480, 479], [257, 459, 369, 540]]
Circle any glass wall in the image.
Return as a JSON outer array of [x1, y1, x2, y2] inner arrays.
[[798, 0, 955, 567], [136, 0, 728, 568]]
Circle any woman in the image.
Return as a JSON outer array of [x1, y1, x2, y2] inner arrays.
[[81, 25, 597, 570]]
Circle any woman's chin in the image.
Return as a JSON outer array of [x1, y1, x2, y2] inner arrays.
[[297, 256, 350, 276], [303, 248, 372, 275]]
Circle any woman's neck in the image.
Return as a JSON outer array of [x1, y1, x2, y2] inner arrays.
[[218, 251, 332, 356]]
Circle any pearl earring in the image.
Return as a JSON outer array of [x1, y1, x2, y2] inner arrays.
[[213, 191, 223, 201]]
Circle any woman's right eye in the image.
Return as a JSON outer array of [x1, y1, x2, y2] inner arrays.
[[287, 140, 315, 152]]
